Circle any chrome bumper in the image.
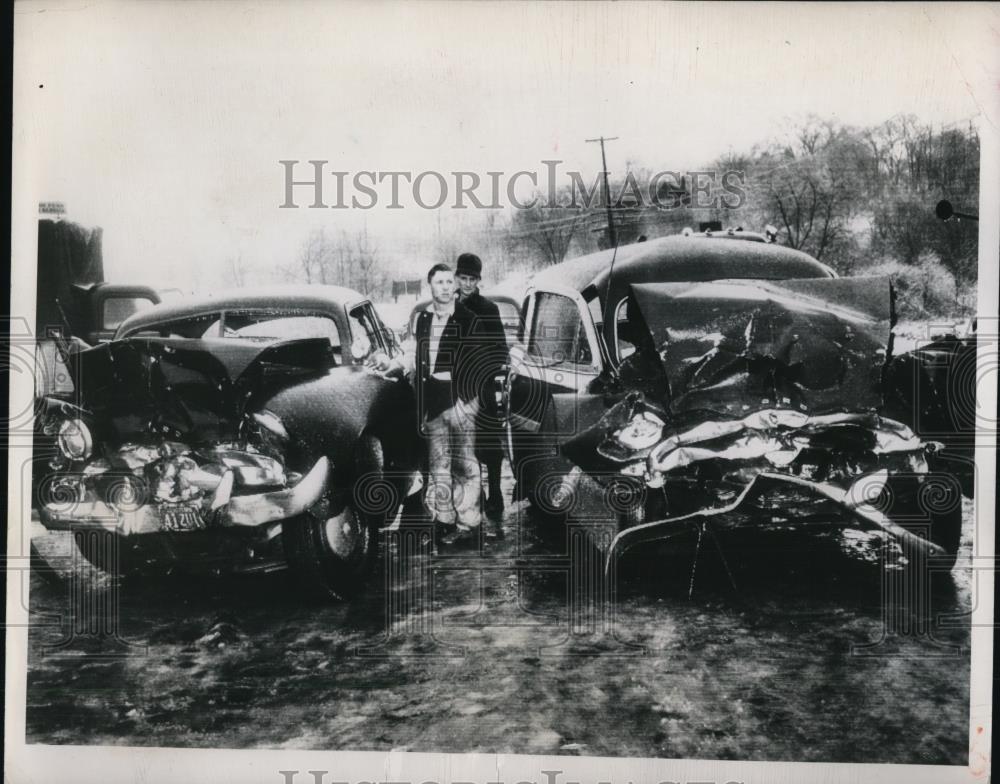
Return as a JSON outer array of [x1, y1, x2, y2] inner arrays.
[[605, 470, 947, 575], [40, 457, 330, 535]]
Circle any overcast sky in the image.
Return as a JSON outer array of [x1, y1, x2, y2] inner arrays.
[[12, 1, 1000, 291]]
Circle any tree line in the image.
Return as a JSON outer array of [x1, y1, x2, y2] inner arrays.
[[261, 114, 978, 318], [503, 114, 979, 318]]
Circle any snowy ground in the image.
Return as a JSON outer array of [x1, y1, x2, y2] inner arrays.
[[25, 463, 975, 764]]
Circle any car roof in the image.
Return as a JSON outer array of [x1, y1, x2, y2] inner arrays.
[[117, 284, 364, 336], [530, 233, 835, 294]]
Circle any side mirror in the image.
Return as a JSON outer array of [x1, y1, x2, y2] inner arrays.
[[936, 199, 978, 222]]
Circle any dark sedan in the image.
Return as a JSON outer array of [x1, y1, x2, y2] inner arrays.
[[504, 229, 965, 573], [505, 230, 836, 513], [34, 285, 422, 600]]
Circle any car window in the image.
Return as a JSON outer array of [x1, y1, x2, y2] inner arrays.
[[496, 301, 521, 340], [102, 296, 158, 331], [212, 313, 342, 346], [585, 295, 604, 337], [615, 298, 637, 361], [527, 292, 593, 366], [348, 303, 387, 361], [123, 312, 221, 338], [120, 310, 344, 346]]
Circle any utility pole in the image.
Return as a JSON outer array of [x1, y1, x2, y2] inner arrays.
[[586, 135, 618, 248]]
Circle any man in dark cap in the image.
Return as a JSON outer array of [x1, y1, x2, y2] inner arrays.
[[380, 262, 482, 545], [454, 252, 509, 536]]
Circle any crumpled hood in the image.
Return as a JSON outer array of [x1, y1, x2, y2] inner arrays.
[[628, 276, 892, 417], [69, 336, 332, 443]]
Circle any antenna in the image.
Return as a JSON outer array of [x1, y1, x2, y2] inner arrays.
[[586, 134, 623, 376], [600, 236, 622, 379]]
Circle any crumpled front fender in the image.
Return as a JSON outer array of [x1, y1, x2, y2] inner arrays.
[[223, 456, 329, 526], [604, 469, 947, 576]]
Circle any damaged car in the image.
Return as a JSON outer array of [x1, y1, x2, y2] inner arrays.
[[34, 286, 421, 599], [506, 230, 964, 571]]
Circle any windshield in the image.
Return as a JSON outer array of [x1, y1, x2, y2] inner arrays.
[[122, 309, 343, 347], [218, 314, 341, 344], [527, 292, 592, 367]]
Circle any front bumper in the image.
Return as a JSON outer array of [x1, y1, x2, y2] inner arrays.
[[39, 456, 330, 536], [604, 470, 948, 575]]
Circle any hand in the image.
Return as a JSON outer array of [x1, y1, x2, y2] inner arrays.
[[367, 351, 402, 380], [454, 397, 478, 425], [369, 351, 392, 372]]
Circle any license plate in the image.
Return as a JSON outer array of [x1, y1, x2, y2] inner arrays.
[[162, 506, 205, 532]]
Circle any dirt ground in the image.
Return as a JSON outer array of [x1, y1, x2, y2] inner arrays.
[[24, 466, 975, 764]]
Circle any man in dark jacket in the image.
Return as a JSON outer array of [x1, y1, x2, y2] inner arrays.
[[454, 252, 509, 531], [396, 262, 482, 544]]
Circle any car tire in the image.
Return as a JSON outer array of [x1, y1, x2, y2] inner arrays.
[[282, 434, 389, 601], [526, 469, 572, 524], [522, 399, 572, 523], [883, 473, 962, 572]]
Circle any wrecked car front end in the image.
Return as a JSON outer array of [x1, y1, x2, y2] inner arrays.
[[35, 336, 335, 574], [561, 277, 961, 571]]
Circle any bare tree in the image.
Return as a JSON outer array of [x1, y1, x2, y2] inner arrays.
[[509, 191, 588, 268], [294, 228, 332, 284], [353, 225, 384, 298], [746, 120, 866, 264]]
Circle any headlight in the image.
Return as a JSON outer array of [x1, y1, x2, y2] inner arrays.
[[253, 410, 289, 441], [614, 411, 665, 451], [57, 419, 93, 461], [250, 410, 290, 456]]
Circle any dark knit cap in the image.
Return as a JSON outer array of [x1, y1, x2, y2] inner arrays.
[[455, 252, 483, 278]]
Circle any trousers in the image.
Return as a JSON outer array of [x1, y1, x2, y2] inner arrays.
[[475, 402, 505, 502], [423, 397, 481, 529]]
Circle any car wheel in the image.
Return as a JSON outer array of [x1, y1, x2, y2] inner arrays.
[[522, 399, 572, 523], [282, 434, 389, 601], [527, 468, 573, 523], [883, 473, 962, 572]]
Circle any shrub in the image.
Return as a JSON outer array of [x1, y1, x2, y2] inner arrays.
[[860, 253, 969, 320]]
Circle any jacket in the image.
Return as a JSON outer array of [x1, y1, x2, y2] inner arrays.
[[459, 290, 509, 407], [413, 301, 478, 419]]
